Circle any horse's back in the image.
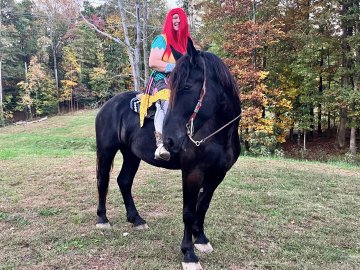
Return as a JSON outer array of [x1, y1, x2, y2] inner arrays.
[[95, 91, 138, 149], [96, 91, 137, 122], [95, 91, 181, 169]]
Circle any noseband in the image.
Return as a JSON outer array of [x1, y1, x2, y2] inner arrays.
[[186, 58, 241, 147]]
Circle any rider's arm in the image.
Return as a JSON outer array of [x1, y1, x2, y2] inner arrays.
[[149, 35, 175, 73]]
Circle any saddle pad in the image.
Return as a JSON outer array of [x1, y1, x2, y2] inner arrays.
[[130, 96, 141, 113], [130, 96, 155, 119]]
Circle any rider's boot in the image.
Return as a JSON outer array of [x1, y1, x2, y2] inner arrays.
[[154, 131, 170, 161]]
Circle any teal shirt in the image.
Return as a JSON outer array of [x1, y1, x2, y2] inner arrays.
[[150, 35, 167, 82]]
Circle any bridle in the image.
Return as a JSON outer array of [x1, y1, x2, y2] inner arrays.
[[186, 58, 242, 147]]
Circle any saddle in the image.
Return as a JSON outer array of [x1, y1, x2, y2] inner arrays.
[[130, 94, 155, 119], [130, 90, 170, 127]]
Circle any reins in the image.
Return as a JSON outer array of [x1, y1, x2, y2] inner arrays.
[[186, 58, 241, 147], [187, 114, 241, 146]]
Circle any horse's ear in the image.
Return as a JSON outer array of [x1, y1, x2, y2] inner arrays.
[[186, 37, 199, 64], [170, 45, 183, 61]]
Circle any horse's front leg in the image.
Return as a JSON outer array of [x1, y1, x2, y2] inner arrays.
[[181, 169, 203, 270], [193, 170, 226, 254]]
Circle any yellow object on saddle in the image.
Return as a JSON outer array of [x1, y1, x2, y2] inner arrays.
[[139, 89, 170, 127]]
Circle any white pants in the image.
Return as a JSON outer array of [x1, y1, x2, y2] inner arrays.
[[154, 100, 169, 134]]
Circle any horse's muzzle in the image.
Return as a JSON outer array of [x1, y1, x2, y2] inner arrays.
[[164, 135, 183, 154]]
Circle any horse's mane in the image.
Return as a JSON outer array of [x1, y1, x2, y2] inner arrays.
[[169, 51, 239, 108], [202, 52, 239, 98]]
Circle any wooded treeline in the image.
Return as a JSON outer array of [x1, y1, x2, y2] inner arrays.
[[199, 0, 359, 156], [0, 0, 359, 157], [0, 0, 166, 123]]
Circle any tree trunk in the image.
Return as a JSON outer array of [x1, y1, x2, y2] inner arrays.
[[244, 128, 250, 151], [310, 107, 314, 138], [303, 129, 307, 152], [182, 0, 195, 32], [142, 0, 149, 88], [327, 48, 332, 137], [117, 0, 140, 91], [336, 107, 348, 149], [318, 48, 323, 135], [0, 60, 4, 127], [349, 0, 360, 155], [24, 61, 28, 81], [349, 126, 357, 155], [50, 31, 60, 114], [81, 2, 145, 92], [336, 0, 353, 149], [0, 9, 4, 127], [251, 0, 257, 92], [135, 0, 142, 89]]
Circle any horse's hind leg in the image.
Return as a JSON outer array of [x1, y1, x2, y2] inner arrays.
[[96, 149, 117, 228], [193, 170, 226, 254], [117, 149, 147, 229]]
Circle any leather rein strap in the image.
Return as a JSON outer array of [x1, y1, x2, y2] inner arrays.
[[186, 59, 241, 147]]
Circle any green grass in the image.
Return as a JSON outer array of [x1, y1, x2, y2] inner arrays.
[[38, 208, 62, 217], [0, 111, 96, 159], [0, 212, 30, 226], [0, 110, 359, 270]]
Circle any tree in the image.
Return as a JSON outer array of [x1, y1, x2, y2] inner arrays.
[[347, 0, 360, 155], [335, 0, 360, 155], [17, 56, 57, 118], [13, 0, 39, 81], [60, 46, 80, 112], [0, 0, 21, 126], [117, 0, 142, 91], [79, 0, 167, 91], [203, 0, 285, 154], [34, 0, 79, 113]]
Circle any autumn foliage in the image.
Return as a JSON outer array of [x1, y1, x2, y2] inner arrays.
[[204, 0, 289, 153]]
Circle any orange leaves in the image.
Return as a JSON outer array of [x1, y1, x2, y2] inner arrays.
[[204, 0, 291, 145], [224, 20, 283, 58]]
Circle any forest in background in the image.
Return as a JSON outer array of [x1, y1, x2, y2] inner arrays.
[[0, 0, 359, 161]]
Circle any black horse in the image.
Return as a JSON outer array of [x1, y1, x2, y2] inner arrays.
[[95, 38, 241, 269]]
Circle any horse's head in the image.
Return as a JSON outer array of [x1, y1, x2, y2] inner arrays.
[[163, 38, 241, 154]]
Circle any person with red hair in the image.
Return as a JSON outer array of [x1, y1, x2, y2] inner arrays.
[[140, 7, 191, 161]]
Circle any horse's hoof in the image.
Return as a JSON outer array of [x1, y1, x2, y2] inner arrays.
[[96, 222, 111, 229], [133, 223, 149, 230], [182, 262, 203, 270], [194, 242, 213, 254]]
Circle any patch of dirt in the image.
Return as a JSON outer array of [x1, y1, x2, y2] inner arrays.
[[282, 133, 360, 162], [146, 203, 169, 218]]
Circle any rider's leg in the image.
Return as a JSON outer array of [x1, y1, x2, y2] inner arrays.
[[154, 100, 170, 160]]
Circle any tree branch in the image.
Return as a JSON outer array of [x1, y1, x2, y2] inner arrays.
[[80, 12, 129, 49]]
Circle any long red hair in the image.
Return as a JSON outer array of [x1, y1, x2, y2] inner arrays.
[[162, 8, 190, 60]]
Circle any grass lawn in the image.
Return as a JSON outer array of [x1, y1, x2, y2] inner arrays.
[[0, 110, 359, 270]]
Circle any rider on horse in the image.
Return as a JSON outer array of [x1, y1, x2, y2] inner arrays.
[[140, 8, 191, 161]]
